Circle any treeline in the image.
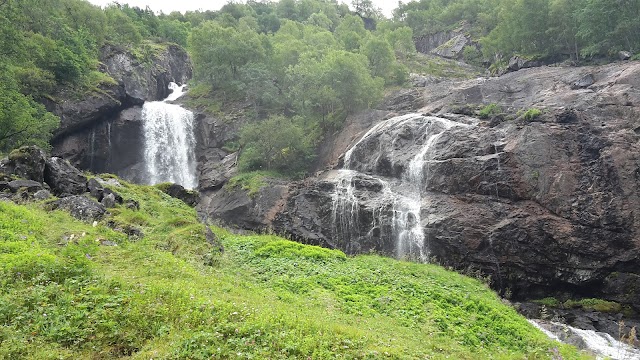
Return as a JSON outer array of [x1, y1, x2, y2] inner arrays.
[[395, 0, 640, 61], [0, 0, 193, 152], [187, 0, 417, 176]]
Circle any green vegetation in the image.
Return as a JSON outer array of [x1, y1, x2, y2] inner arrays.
[[395, 0, 640, 62], [226, 171, 283, 197], [533, 297, 622, 313], [0, 179, 591, 358], [0, 0, 201, 152], [186, 1, 416, 177], [479, 103, 503, 119], [564, 299, 622, 313], [520, 108, 544, 121], [239, 115, 317, 175]]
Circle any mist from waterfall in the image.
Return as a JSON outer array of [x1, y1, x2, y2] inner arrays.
[[142, 83, 198, 189]]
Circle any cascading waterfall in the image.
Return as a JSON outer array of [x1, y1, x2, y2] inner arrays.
[[529, 320, 640, 360], [331, 114, 468, 261], [142, 82, 198, 189]]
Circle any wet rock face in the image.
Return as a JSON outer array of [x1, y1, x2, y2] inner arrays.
[[51, 44, 192, 172], [200, 61, 640, 313]]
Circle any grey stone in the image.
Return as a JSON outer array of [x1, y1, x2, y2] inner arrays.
[[99, 239, 118, 247], [619, 51, 632, 61], [50, 196, 106, 222], [571, 73, 595, 89], [8, 180, 43, 193], [44, 157, 87, 196], [33, 190, 52, 200], [101, 193, 116, 208], [87, 178, 104, 200], [5, 146, 47, 182]]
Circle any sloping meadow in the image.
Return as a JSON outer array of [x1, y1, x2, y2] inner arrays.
[[0, 178, 590, 359]]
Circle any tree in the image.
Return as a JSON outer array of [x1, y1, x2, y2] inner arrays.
[[361, 37, 395, 78], [239, 115, 316, 174], [0, 67, 59, 152], [189, 21, 265, 92], [335, 14, 368, 51]]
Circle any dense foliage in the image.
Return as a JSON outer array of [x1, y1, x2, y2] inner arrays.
[[187, 1, 416, 176], [0, 179, 590, 359], [395, 0, 640, 61], [0, 0, 195, 152]]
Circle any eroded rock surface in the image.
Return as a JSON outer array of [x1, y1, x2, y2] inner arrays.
[[199, 61, 640, 316]]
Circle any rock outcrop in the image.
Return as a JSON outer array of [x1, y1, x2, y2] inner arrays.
[[413, 24, 472, 59], [0, 146, 129, 222], [199, 61, 640, 319]]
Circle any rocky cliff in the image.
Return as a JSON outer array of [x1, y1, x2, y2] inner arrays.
[[50, 43, 192, 176], [198, 61, 640, 321]]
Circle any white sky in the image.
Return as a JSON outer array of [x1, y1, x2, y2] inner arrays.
[[86, 0, 398, 18]]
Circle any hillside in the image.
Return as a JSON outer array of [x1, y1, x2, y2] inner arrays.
[[0, 168, 589, 359]]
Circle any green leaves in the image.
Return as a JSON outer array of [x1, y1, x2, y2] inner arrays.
[[0, 67, 59, 152], [189, 21, 266, 91], [239, 115, 316, 175]]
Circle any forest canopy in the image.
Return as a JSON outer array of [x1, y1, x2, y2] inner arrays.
[[1, 0, 638, 166]]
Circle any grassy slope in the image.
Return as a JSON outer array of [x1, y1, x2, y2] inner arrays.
[[0, 180, 591, 359]]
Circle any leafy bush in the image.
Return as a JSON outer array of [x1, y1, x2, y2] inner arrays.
[[255, 239, 347, 260], [478, 103, 502, 119], [238, 115, 317, 176], [225, 171, 282, 197], [463, 45, 484, 66], [564, 298, 622, 313], [520, 108, 543, 121]]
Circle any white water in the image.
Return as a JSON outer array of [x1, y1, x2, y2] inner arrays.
[[529, 320, 640, 360], [332, 114, 469, 261], [142, 82, 197, 189]]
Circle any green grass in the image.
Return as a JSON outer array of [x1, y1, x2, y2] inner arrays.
[[533, 297, 622, 313], [519, 108, 543, 121], [400, 53, 481, 79], [0, 179, 593, 359], [479, 103, 502, 119], [226, 170, 283, 198]]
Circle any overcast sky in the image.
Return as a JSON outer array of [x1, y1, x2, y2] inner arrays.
[[86, 0, 399, 18]]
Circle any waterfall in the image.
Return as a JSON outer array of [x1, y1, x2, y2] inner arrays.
[[331, 114, 469, 261], [529, 320, 640, 360], [141, 83, 198, 189]]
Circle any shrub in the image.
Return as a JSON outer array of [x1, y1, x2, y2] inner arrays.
[[521, 108, 543, 121], [238, 115, 317, 176], [478, 103, 502, 119], [463, 45, 484, 66]]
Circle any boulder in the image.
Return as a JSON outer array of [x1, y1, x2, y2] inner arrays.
[[8, 180, 43, 193], [431, 34, 469, 59], [101, 193, 117, 208], [33, 190, 52, 200], [619, 51, 632, 61], [199, 152, 238, 191], [44, 157, 88, 196], [571, 73, 595, 89], [508, 56, 543, 72], [87, 178, 104, 200], [125, 199, 140, 210], [50, 196, 106, 222], [159, 183, 199, 207], [5, 146, 47, 182]]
